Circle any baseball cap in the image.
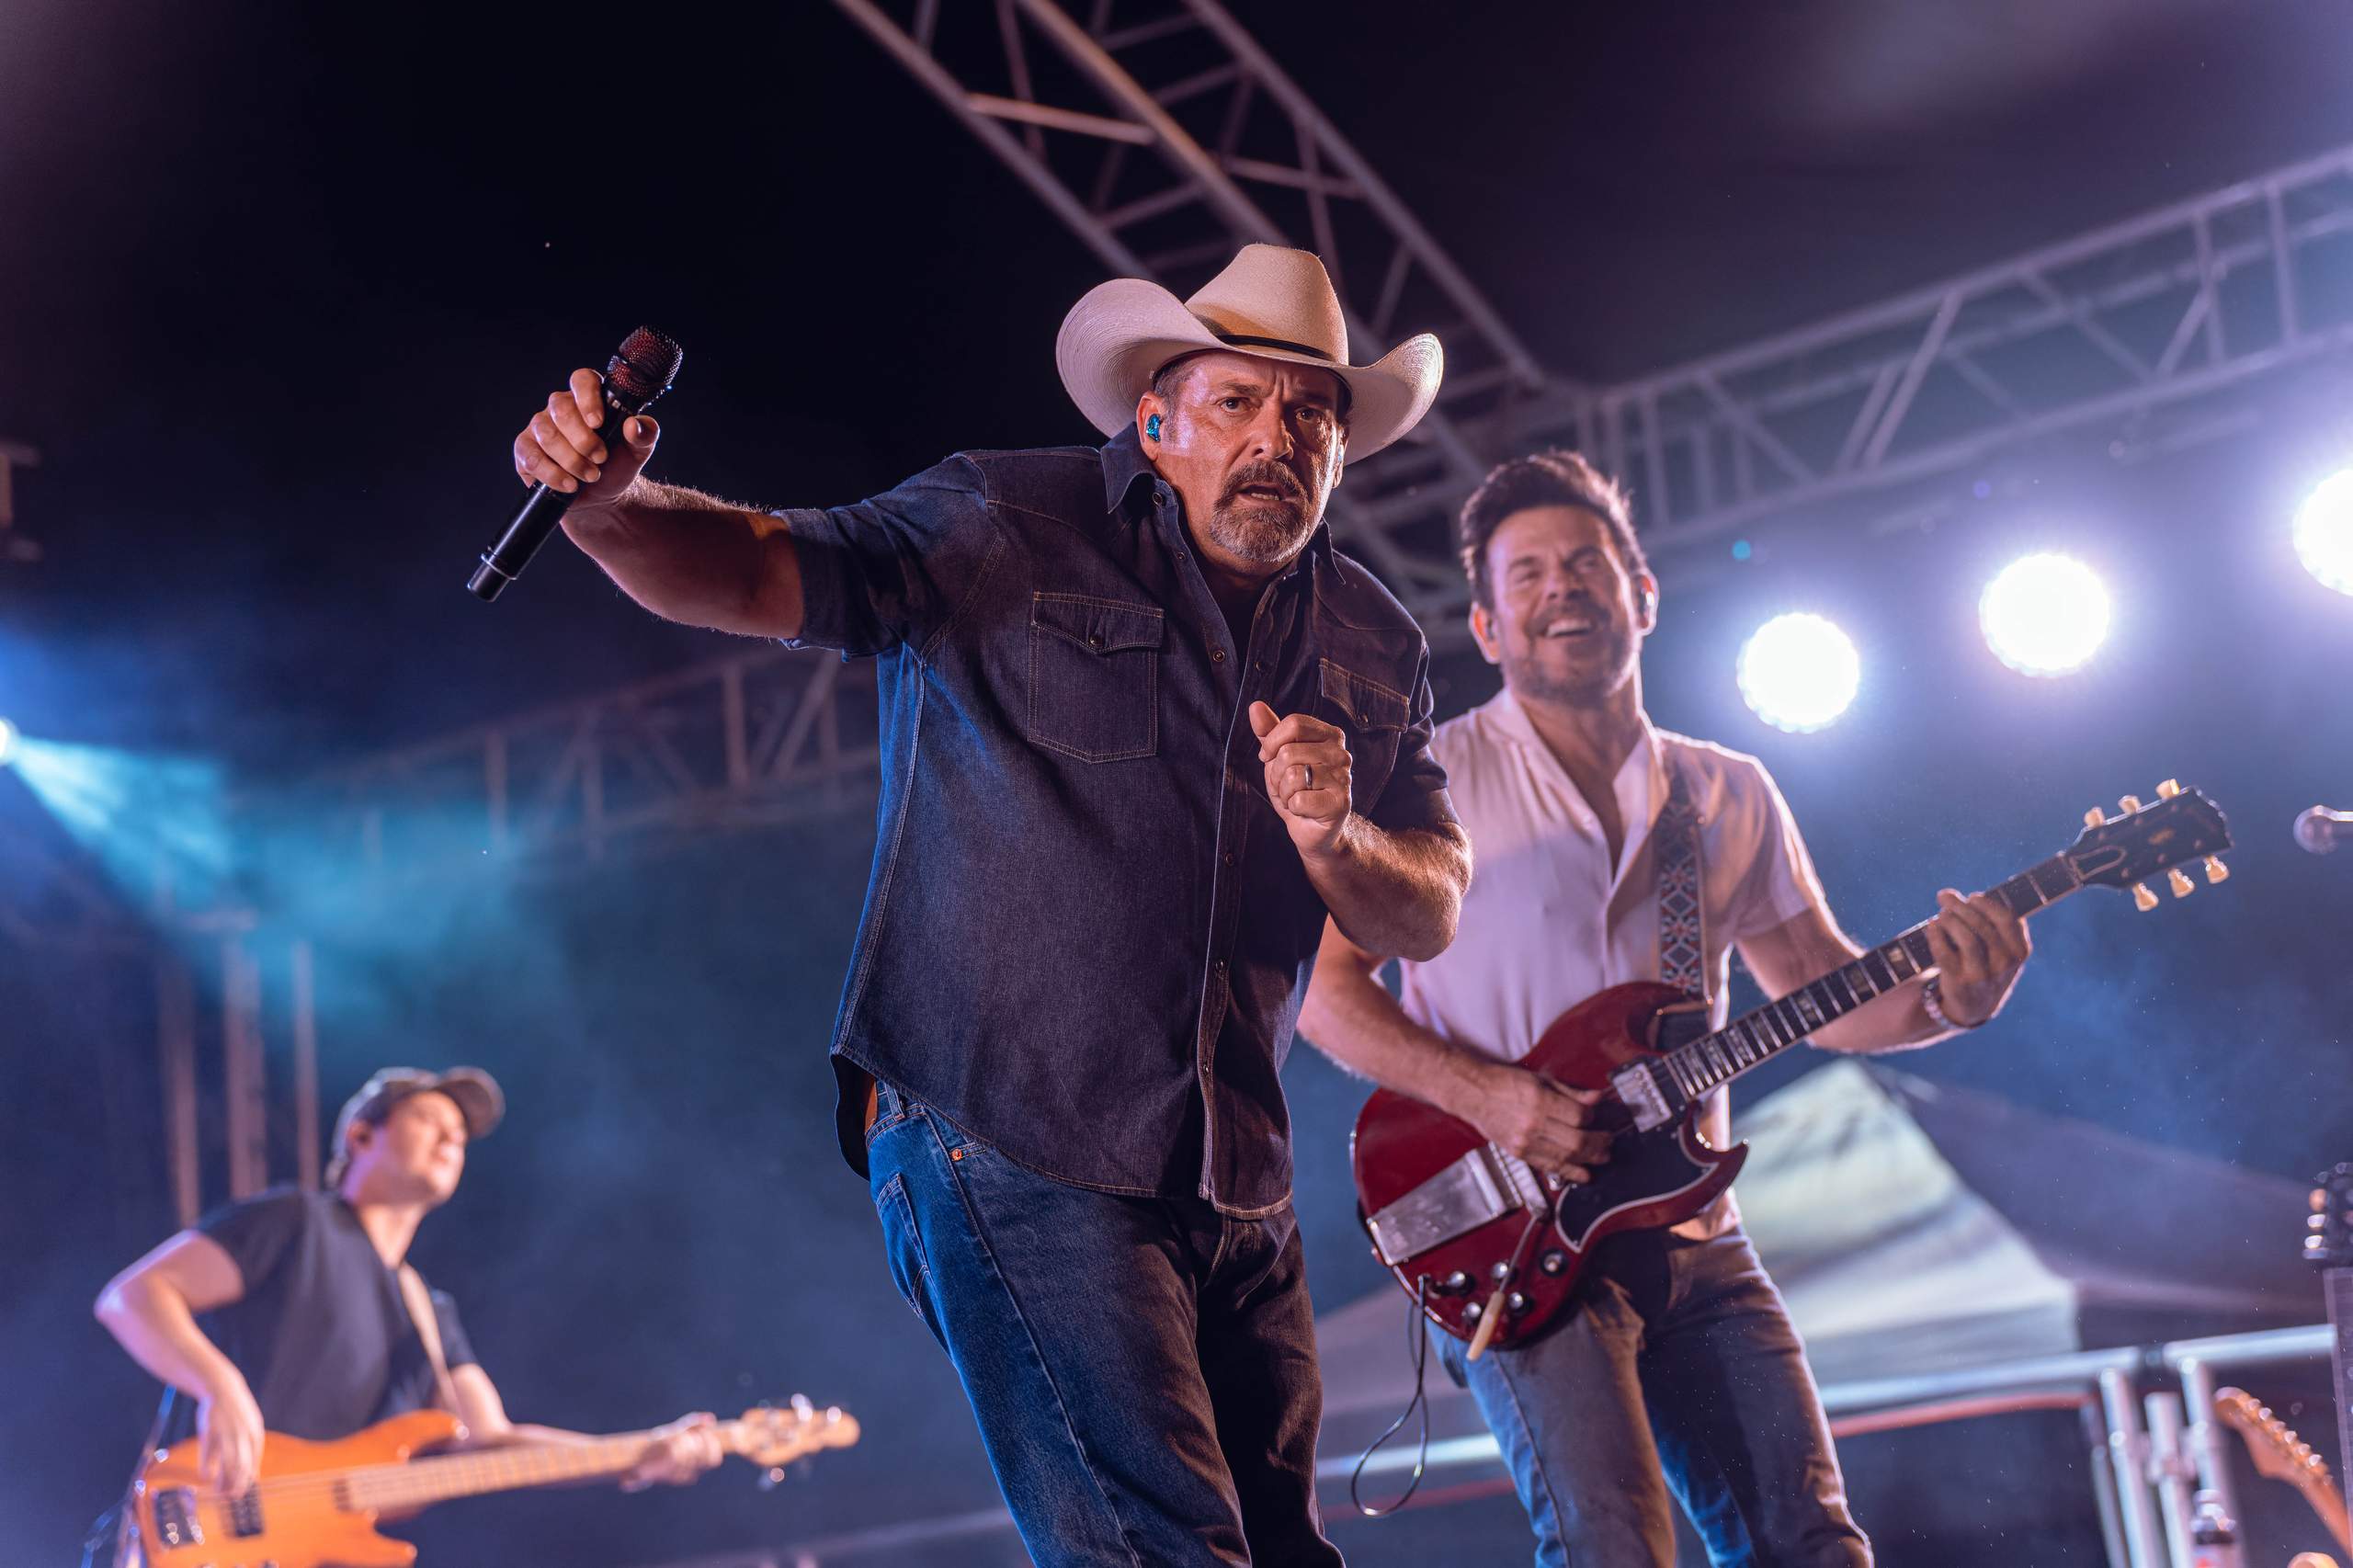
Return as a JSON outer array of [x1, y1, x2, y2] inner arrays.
[[324, 1066, 505, 1187]]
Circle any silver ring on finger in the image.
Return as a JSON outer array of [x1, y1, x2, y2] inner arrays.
[[1302, 764, 1314, 790]]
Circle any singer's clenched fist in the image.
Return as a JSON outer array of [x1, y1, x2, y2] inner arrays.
[[1250, 700, 1354, 859], [514, 368, 660, 511]]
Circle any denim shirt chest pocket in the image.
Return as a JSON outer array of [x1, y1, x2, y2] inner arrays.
[[1026, 591, 1165, 762], [1316, 656, 1410, 811]]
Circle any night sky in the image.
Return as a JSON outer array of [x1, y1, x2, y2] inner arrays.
[[6, 4, 2353, 1565], [6, 0, 2351, 763]]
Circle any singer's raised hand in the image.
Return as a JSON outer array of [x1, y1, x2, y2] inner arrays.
[[514, 368, 659, 508]]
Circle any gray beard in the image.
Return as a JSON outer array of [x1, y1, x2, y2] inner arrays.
[[1205, 496, 1316, 564]]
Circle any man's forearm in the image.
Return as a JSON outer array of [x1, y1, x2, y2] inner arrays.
[[563, 479, 805, 639], [1302, 820, 1469, 962], [1299, 949, 1495, 1117], [93, 1276, 243, 1403]]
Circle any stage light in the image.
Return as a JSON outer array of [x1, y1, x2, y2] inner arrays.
[[1979, 553, 2109, 676], [2294, 470, 2353, 596], [0, 717, 17, 767], [1737, 613, 1859, 733]]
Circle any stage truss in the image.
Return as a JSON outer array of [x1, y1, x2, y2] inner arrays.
[[7, 0, 2353, 1246], [830, 0, 1560, 620]]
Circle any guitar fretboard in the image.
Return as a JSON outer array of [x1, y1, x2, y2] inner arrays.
[[1648, 852, 2083, 1108], [342, 1432, 675, 1511]]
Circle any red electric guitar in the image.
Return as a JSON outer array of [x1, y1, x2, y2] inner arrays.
[[1351, 781, 2232, 1356]]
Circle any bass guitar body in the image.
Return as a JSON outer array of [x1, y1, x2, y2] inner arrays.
[[134, 1408, 460, 1568], [1352, 981, 1745, 1352]]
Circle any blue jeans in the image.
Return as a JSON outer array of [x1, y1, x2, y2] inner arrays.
[[1439, 1227, 1870, 1568], [866, 1080, 1346, 1567]]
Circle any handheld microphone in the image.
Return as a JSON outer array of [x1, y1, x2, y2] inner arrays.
[[467, 326, 683, 602], [2294, 805, 2353, 855]]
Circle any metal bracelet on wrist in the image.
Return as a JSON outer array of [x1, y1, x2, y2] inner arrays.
[[1920, 977, 1979, 1032]]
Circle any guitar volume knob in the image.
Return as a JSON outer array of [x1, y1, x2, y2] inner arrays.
[[1540, 1250, 1567, 1276]]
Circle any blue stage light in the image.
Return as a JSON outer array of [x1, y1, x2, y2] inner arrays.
[[1979, 553, 2109, 676], [2294, 470, 2353, 596], [1737, 613, 1860, 733], [0, 717, 17, 767]]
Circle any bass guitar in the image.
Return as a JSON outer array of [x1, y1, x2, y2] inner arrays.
[[131, 1397, 859, 1568], [1352, 781, 2231, 1356]]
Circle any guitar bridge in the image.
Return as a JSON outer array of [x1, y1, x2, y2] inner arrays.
[[1611, 1063, 1674, 1131], [1365, 1146, 1527, 1267]]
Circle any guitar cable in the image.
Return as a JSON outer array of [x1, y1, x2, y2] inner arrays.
[[1353, 1178, 1563, 1519], [1349, 1272, 1434, 1517]]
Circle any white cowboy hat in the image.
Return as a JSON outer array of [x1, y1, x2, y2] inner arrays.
[[1056, 244, 1443, 460]]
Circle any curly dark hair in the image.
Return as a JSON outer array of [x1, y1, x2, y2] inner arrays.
[[1456, 449, 1645, 608]]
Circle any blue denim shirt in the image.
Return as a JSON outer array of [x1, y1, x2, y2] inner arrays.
[[782, 427, 1456, 1217]]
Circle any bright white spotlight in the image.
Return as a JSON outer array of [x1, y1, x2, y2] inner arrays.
[[1737, 613, 1860, 733], [0, 718, 17, 767], [1979, 553, 2109, 676], [2295, 470, 2353, 596]]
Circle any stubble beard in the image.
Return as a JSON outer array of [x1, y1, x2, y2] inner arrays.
[[1502, 620, 1637, 709]]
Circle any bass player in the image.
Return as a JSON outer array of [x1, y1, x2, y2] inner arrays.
[[91, 1067, 722, 1517], [1299, 450, 2032, 1567]]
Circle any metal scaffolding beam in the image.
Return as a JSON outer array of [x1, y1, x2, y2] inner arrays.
[[290, 646, 881, 886], [830, 0, 1563, 616], [838, 1, 2353, 611], [1421, 142, 2353, 568]]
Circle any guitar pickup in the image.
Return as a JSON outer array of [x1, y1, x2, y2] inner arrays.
[[1611, 1063, 1674, 1131], [1365, 1147, 1525, 1267]]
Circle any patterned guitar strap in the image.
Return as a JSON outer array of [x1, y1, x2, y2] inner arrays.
[[1654, 758, 1710, 1006]]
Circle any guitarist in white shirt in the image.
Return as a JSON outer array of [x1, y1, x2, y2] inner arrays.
[[1300, 450, 2032, 1568]]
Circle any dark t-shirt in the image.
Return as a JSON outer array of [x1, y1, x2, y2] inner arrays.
[[178, 1187, 478, 1442]]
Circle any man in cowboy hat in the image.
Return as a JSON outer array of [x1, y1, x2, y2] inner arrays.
[[94, 1068, 723, 1502], [506, 244, 1471, 1564]]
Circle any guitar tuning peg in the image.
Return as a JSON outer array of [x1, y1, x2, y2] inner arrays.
[[2167, 867, 2194, 898], [2119, 794, 2143, 813], [2156, 778, 2181, 799], [2132, 882, 2158, 911], [2084, 806, 2107, 827], [2205, 856, 2230, 884]]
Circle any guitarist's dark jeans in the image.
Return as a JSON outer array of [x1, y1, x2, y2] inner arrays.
[[864, 1079, 1347, 1568], [1438, 1225, 1870, 1568]]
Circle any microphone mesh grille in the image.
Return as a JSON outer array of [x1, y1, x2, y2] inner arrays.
[[606, 326, 684, 403]]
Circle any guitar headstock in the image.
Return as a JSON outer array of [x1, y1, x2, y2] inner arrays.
[[2215, 1387, 2344, 1510], [2309, 1163, 2353, 1270], [2069, 781, 2232, 910], [726, 1396, 862, 1476]]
